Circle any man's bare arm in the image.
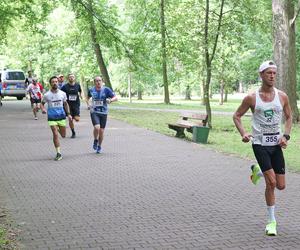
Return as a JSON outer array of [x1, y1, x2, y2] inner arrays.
[[233, 95, 253, 142]]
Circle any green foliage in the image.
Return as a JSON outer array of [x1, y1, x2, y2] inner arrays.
[[0, 0, 298, 103]]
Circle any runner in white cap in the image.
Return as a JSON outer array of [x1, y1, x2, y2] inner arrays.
[[233, 60, 292, 236]]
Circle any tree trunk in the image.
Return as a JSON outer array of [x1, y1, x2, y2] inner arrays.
[[203, 0, 225, 128], [185, 85, 191, 100], [88, 2, 112, 90], [273, 0, 300, 122], [219, 81, 224, 105], [224, 89, 228, 102], [160, 0, 170, 104], [137, 90, 142, 100], [238, 81, 244, 93], [128, 70, 132, 103], [80, 74, 87, 99]]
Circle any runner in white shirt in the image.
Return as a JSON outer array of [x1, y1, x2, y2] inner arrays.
[[41, 76, 72, 161], [233, 61, 292, 236]]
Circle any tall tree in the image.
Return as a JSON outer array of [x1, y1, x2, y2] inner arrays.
[[203, 0, 225, 128], [160, 0, 170, 104], [87, 0, 112, 89], [273, 0, 300, 122]]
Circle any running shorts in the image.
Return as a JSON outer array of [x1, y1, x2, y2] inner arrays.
[[48, 119, 66, 127], [69, 104, 80, 117], [30, 98, 41, 104], [252, 144, 285, 174], [90, 113, 107, 128]]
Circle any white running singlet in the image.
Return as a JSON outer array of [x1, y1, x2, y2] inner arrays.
[[252, 88, 283, 146]]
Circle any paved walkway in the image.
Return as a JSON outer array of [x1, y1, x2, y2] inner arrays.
[[1, 100, 300, 250]]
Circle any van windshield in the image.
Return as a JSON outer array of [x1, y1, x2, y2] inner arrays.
[[5, 72, 25, 80]]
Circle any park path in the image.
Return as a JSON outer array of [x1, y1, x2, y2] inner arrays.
[[0, 100, 300, 250]]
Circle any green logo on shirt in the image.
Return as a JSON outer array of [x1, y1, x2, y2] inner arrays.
[[264, 109, 274, 118]]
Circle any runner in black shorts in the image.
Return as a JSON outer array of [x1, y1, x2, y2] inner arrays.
[[252, 145, 285, 174], [27, 78, 44, 120], [61, 73, 82, 138], [233, 60, 292, 236], [91, 112, 107, 128], [86, 76, 117, 154]]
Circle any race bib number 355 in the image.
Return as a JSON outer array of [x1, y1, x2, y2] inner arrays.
[[262, 133, 279, 146]]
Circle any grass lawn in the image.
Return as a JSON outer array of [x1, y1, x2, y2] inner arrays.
[[110, 100, 300, 172], [113, 97, 241, 112]]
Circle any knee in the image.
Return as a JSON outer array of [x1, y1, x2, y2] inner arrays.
[[266, 180, 277, 190], [277, 183, 285, 190]]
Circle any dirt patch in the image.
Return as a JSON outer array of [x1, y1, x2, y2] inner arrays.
[[0, 207, 21, 250]]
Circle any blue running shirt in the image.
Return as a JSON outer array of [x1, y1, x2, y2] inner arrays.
[[42, 90, 67, 121], [88, 86, 115, 115]]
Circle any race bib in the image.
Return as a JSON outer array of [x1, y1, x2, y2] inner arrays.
[[51, 100, 63, 108], [32, 88, 39, 94], [93, 100, 103, 107], [69, 95, 77, 101], [261, 133, 279, 146]]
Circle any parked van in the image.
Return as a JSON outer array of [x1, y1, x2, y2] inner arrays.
[[0, 69, 26, 100]]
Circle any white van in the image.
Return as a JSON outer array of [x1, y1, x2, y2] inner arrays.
[[0, 69, 26, 100]]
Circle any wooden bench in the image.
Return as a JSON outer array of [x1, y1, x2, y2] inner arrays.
[[168, 112, 208, 138]]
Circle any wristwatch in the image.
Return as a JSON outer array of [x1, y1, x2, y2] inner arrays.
[[283, 134, 290, 141]]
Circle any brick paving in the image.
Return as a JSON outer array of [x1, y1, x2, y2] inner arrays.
[[1, 100, 300, 250]]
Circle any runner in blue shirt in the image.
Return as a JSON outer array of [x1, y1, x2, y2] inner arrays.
[[86, 76, 117, 153]]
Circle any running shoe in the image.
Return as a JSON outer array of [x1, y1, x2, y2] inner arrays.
[[96, 145, 101, 154], [93, 139, 98, 150], [54, 153, 63, 161], [34, 117, 38, 120], [250, 164, 261, 185], [265, 221, 277, 236]]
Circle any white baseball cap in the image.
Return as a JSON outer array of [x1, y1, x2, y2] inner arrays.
[[259, 60, 277, 72]]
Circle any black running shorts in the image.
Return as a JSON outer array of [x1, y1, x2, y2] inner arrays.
[[30, 98, 41, 104], [252, 144, 285, 174], [90, 112, 107, 128], [69, 104, 80, 117]]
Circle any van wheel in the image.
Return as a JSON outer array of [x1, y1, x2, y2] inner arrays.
[[17, 97, 23, 100]]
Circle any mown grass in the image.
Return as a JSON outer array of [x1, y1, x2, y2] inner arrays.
[[114, 98, 241, 112], [110, 101, 300, 172]]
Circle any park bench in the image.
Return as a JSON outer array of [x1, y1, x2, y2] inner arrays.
[[168, 112, 208, 138]]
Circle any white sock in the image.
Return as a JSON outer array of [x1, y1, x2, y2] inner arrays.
[[267, 205, 276, 222]]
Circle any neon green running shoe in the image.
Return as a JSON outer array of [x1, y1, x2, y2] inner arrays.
[[54, 153, 63, 161], [250, 164, 262, 185], [265, 221, 277, 236]]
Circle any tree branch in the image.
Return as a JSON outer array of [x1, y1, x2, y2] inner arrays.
[[74, 0, 134, 60], [291, 0, 300, 26], [210, 0, 225, 64]]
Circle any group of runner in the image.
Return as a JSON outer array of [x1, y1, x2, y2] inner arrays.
[[26, 73, 117, 161], [25, 60, 292, 237]]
